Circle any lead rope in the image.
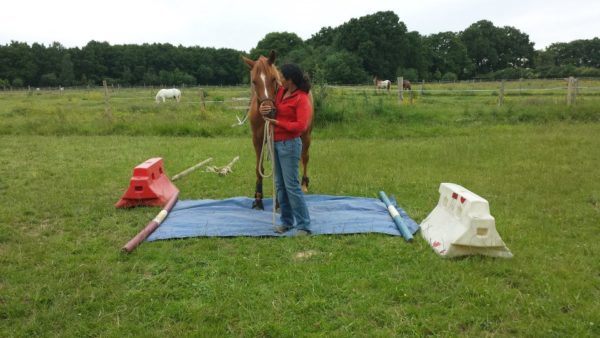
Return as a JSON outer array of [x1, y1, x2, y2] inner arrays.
[[258, 120, 276, 227]]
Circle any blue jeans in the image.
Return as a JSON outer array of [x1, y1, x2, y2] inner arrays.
[[274, 137, 311, 231]]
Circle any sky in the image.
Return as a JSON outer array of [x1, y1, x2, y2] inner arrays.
[[1, 0, 599, 52]]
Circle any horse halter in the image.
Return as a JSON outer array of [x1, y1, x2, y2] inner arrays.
[[256, 83, 278, 119]]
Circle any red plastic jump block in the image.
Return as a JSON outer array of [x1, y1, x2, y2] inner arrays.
[[115, 158, 179, 208]]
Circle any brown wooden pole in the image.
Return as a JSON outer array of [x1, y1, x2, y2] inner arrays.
[[498, 80, 505, 107], [397, 77, 404, 103], [199, 88, 205, 111], [103, 80, 113, 120], [567, 76, 574, 106], [570, 77, 577, 105]]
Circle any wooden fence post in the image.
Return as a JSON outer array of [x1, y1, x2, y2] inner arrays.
[[498, 80, 505, 107], [103, 80, 113, 121], [199, 88, 206, 110], [572, 77, 578, 104], [397, 77, 404, 103], [420, 80, 424, 96], [519, 78, 523, 95], [567, 76, 576, 106]]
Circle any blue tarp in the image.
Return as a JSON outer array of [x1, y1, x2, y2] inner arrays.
[[147, 195, 419, 241]]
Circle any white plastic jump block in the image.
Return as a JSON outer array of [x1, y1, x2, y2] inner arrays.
[[420, 183, 512, 258]]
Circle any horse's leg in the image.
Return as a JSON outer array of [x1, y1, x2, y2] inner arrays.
[[252, 133, 264, 210], [300, 132, 311, 193]]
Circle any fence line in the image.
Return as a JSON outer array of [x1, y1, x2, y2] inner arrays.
[[4, 77, 600, 92], [11, 85, 600, 96], [3, 81, 600, 110], [109, 97, 250, 103], [326, 86, 600, 94]]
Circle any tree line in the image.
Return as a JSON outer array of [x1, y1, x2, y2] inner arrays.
[[1, 11, 599, 88]]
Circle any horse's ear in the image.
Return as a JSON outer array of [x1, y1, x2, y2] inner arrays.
[[267, 50, 277, 65], [241, 56, 255, 69]]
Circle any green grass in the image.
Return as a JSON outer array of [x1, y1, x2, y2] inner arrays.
[[2, 80, 600, 137], [1, 84, 599, 336]]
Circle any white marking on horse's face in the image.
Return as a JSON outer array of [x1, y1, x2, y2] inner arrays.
[[260, 72, 268, 98]]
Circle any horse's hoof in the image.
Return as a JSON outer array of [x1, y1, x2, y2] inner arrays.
[[252, 200, 264, 210], [301, 177, 310, 193]]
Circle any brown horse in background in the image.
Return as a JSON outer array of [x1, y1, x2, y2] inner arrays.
[[242, 50, 313, 210]]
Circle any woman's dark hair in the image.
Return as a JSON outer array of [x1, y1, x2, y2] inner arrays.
[[280, 63, 311, 93]]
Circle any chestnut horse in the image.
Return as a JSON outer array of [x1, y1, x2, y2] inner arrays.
[[242, 50, 313, 210]]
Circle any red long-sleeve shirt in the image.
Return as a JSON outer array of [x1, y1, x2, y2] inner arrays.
[[273, 87, 312, 141]]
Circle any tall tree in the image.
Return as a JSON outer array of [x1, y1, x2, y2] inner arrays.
[[460, 20, 501, 74], [402, 31, 429, 80], [542, 38, 600, 68], [497, 26, 535, 68], [59, 53, 75, 86], [250, 32, 304, 62], [322, 50, 367, 84], [78, 41, 110, 83], [307, 27, 337, 47], [424, 32, 472, 79], [335, 11, 408, 78], [0, 41, 38, 86], [460, 20, 534, 75]]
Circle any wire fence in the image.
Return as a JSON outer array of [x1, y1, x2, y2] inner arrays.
[[2, 78, 600, 108]]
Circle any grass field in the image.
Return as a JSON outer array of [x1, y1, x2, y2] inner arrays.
[[1, 82, 599, 336]]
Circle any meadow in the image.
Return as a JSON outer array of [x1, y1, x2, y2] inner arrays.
[[1, 80, 599, 336]]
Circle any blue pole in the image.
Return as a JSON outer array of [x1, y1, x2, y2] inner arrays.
[[379, 191, 413, 242]]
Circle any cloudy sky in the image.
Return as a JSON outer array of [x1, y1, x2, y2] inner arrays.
[[1, 0, 598, 51]]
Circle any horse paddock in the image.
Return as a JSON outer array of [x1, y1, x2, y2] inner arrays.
[[1, 82, 599, 336]]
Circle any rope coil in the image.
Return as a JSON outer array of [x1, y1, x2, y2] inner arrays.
[[258, 120, 276, 227]]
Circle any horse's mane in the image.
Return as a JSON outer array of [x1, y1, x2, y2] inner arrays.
[[251, 56, 281, 87]]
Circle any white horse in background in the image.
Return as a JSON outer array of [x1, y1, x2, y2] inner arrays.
[[155, 88, 181, 103], [373, 77, 391, 92]]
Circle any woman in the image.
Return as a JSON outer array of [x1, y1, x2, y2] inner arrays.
[[259, 63, 312, 236]]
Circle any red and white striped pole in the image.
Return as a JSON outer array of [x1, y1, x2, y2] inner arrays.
[[122, 191, 179, 253]]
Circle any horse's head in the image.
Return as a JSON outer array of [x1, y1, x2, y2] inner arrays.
[[242, 50, 280, 110]]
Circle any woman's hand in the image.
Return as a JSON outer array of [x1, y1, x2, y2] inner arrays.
[[259, 102, 272, 116]]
